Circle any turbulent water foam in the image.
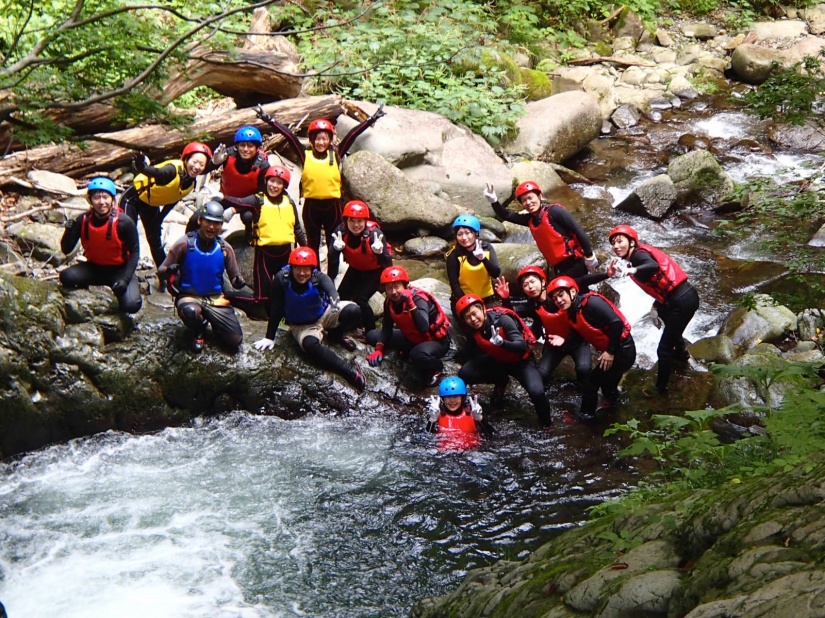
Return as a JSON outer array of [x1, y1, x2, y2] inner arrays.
[[0, 413, 625, 617]]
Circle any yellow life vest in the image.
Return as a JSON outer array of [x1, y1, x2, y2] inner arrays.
[[133, 159, 193, 207], [255, 194, 296, 246], [458, 251, 494, 298], [301, 148, 341, 199]]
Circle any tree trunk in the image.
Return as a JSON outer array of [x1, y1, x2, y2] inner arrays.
[[0, 96, 343, 185]]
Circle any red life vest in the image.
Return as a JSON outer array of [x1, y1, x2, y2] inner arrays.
[[528, 204, 585, 266], [472, 309, 532, 363], [221, 150, 267, 198], [342, 221, 384, 272], [80, 211, 129, 266], [388, 287, 450, 345], [535, 301, 571, 338], [630, 244, 689, 304], [438, 405, 477, 433], [569, 293, 631, 352]]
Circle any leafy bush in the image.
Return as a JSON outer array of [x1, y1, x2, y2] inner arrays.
[[743, 51, 825, 126]]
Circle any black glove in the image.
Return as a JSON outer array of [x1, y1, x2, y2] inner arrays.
[[133, 153, 148, 172], [370, 103, 386, 122], [111, 279, 127, 295], [232, 276, 246, 290], [165, 263, 180, 275], [63, 217, 76, 230]]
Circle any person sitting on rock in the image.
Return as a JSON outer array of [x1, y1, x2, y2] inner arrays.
[[484, 181, 599, 285], [608, 224, 699, 396], [121, 142, 212, 276], [185, 125, 271, 235], [327, 200, 392, 333], [365, 266, 451, 388], [221, 165, 307, 306], [60, 176, 142, 314], [494, 265, 591, 387], [252, 246, 366, 391], [445, 214, 501, 316], [547, 276, 636, 421], [255, 104, 386, 258], [158, 201, 246, 354], [456, 294, 553, 429], [425, 376, 487, 450]]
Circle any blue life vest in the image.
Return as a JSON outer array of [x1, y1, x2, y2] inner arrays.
[[281, 266, 328, 324], [179, 232, 225, 297]]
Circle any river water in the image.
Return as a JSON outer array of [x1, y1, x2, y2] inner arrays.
[[1, 104, 818, 616]]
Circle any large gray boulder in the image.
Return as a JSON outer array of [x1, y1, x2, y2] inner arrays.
[[342, 150, 460, 233], [503, 92, 602, 163], [667, 150, 736, 207], [729, 44, 790, 84], [7, 221, 74, 266], [615, 174, 677, 219], [717, 294, 797, 349]]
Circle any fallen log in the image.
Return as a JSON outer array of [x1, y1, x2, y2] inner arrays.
[[0, 95, 344, 185], [567, 56, 655, 68]]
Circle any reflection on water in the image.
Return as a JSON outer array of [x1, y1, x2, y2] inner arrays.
[[0, 413, 630, 618]]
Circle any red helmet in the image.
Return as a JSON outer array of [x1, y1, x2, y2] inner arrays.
[[343, 200, 369, 219], [517, 265, 547, 285], [547, 276, 579, 295], [456, 294, 484, 316], [265, 165, 291, 185], [515, 181, 541, 200], [608, 224, 639, 244], [308, 118, 334, 137], [288, 246, 318, 268], [380, 266, 409, 286], [181, 142, 213, 160]]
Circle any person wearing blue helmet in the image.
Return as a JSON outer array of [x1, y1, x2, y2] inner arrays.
[[425, 376, 492, 442], [60, 176, 142, 313], [445, 213, 500, 317]]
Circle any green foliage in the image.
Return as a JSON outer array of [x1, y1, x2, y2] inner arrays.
[[743, 52, 825, 126], [711, 360, 822, 413], [284, 0, 525, 144]]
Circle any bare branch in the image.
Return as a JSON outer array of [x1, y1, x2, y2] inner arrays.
[[1, 0, 36, 66], [215, 2, 379, 37]]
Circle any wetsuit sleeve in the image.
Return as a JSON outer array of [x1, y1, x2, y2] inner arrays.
[[629, 249, 660, 280], [496, 314, 529, 356], [577, 271, 610, 289], [326, 223, 345, 280], [223, 245, 244, 283], [222, 194, 260, 209], [368, 226, 393, 268], [482, 241, 501, 278], [266, 275, 287, 340], [583, 295, 625, 355], [60, 213, 83, 255], [412, 294, 433, 333], [261, 116, 305, 165], [376, 303, 395, 345], [292, 200, 307, 247], [139, 163, 178, 185], [157, 237, 188, 277], [338, 115, 379, 158], [549, 205, 594, 257], [491, 199, 531, 226], [316, 272, 340, 303], [115, 217, 140, 282], [445, 250, 465, 299]]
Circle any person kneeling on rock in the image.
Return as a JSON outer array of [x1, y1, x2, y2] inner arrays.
[[252, 246, 366, 391], [60, 176, 142, 314], [158, 201, 246, 354]]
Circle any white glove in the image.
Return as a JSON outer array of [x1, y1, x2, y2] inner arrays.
[[222, 207, 235, 223], [253, 337, 275, 351], [490, 331, 504, 346], [616, 261, 637, 278], [331, 230, 345, 252], [472, 240, 485, 261], [329, 296, 340, 312], [212, 143, 228, 166], [648, 308, 663, 329], [469, 395, 483, 421], [370, 232, 384, 255], [584, 254, 598, 272], [427, 395, 441, 423], [483, 183, 497, 204]]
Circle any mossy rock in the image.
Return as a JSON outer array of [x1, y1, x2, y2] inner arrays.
[[519, 67, 552, 101]]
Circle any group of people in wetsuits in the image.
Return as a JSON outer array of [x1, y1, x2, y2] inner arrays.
[[59, 104, 699, 438]]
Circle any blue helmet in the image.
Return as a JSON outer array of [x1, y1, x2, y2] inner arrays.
[[439, 376, 467, 397], [234, 126, 262, 144], [452, 214, 480, 234], [87, 177, 117, 197]]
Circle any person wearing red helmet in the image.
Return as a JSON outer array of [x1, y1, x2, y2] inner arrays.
[[327, 200, 392, 332], [547, 275, 636, 421], [455, 294, 553, 428], [494, 265, 591, 386], [484, 181, 600, 287], [252, 246, 366, 391], [255, 104, 386, 258], [121, 142, 212, 275], [158, 201, 246, 354], [608, 224, 699, 395], [365, 266, 451, 387], [60, 176, 142, 314], [221, 165, 307, 306]]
